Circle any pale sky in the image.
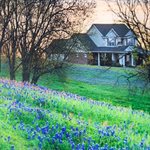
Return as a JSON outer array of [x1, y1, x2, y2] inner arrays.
[[93, 0, 117, 23], [85, 0, 118, 30], [85, 0, 146, 30], [91, 0, 145, 24]]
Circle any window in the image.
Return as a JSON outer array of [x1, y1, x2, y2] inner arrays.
[[84, 54, 87, 58], [117, 38, 124, 46], [107, 38, 116, 46], [49, 54, 64, 61], [127, 38, 134, 45]]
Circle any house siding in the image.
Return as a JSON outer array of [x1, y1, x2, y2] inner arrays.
[[106, 30, 118, 46], [106, 29, 118, 38], [87, 25, 105, 47], [68, 53, 88, 64]]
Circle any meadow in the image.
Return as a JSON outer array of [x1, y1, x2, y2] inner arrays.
[[38, 65, 150, 113], [0, 62, 150, 113], [0, 78, 150, 149]]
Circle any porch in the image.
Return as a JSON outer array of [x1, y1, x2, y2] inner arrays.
[[92, 52, 135, 67]]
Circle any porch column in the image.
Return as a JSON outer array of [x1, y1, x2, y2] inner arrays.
[[112, 53, 115, 62], [131, 54, 134, 66], [119, 54, 125, 67], [122, 55, 125, 67], [98, 53, 101, 66]]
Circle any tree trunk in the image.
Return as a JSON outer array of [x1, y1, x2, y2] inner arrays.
[[31, 74, 40, 84], [22, 62, 31, 82], [0, 44, 2, 72], [7, 54, 16, 80], [9, 69, 15, 80]]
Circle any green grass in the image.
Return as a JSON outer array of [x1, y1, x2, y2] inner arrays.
[[38, 65, 150, 113], [0, 62, 150, 113], [0, 79, 150, 149]]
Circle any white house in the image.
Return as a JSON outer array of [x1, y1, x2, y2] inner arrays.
[[48, 24, 142, 66], [86, 24, 137, 67]]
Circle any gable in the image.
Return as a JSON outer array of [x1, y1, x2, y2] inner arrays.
[[87, 25, 103, 37], [106, 28, 118, 38], [74, 33, 97, 51], [125, 46, 134, 52], [125, 30, 135, 37], [87, 25, 105, 47]]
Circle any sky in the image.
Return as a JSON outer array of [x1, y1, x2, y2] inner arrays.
[[92, 0, 117, 23], [85, 0, 118, 30], [84, 0, 149, 32], [89, 0, 145, 25]]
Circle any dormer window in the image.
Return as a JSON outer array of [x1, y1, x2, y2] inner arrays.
[[107, 38, 116, 46], [127, 38, 134, 45], [117, 38, 124, 46]]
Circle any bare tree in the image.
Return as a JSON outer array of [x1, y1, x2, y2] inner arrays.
[[106, 0, 150, 84], [18, 0, 95, 83], [31, 36, 79, 84], [0, 0, 22, 80], [0, 0, 95, 83], [0, 0, 14, 72]]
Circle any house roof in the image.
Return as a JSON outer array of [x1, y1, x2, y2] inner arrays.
[[47, 32, 139, 54], [91, 46, 130, 53], [93, 24, 130, 37], [46, 33, 96, 53], [46, 39, 66, 52], [72, 33, 97, 50]]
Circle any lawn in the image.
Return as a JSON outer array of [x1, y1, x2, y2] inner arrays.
[[38, 65, 150, 113], [0, 79, 150, 149], [0, 62, 150, 113]]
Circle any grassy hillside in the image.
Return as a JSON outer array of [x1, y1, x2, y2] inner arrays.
[[0, 63, 150, 113], [0, 79, 150, 149], [38, 65, 150, 113]]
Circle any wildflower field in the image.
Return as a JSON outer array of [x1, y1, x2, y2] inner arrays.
[[0, 78, 150, 150], [1, 63, 150, 113]]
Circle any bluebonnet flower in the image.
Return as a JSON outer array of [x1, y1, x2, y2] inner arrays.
[[38, 143, 42, 149], [10, 145, 15, 150], [139, 139, 145, 147], [41, 125, 49, 135], [62, 126, 66, 133], [38, 136, 43, 143], [7, 136, 10, 142], [71, 142, 75, 149]]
